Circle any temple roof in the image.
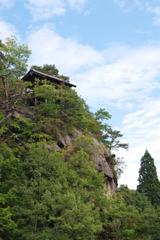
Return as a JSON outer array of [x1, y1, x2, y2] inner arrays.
[[21, 68, 76, 88]]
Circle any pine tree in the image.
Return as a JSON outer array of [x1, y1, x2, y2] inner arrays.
[[137, 149, 160, 206]]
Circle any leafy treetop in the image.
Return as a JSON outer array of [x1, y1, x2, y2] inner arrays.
[[32, 64, 70, 82], [0, 36, 31, 78], [0, 36, 31, 117], [1, 35, 160, 240], [137, 149, 160, 206]]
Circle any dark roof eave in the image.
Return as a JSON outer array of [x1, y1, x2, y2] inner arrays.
[[21, 68, 76, 88]]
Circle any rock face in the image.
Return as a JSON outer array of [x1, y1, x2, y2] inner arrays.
[[92, 137, 117, 195], [13, 106, 35, 119], [12, 105, 117, 196], [57, 129, 117, 196]]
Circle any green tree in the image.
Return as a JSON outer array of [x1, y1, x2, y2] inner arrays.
[[1, 36, 31, 77], [103, 126, 129, 152], [94, 108, 128, 152], [32, 64, 70, 82], [94, 108, 128, 184], [0, 143, 20, 239], [0, 141, 106, 239], [0, 36, 31, 117], [100, 195, 138, 240], [119, 185, 160, 240], [137, 150, 160, 206], [34, 82, 99, 135], [94, 108, 111, 122]]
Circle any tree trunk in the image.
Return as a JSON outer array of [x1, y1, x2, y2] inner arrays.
[[1, 75, 9, 117]]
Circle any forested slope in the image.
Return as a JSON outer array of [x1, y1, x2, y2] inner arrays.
[[1, 36, 160, 240]]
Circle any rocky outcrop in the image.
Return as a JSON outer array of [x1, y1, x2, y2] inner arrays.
[[56, 129, 117, 195], [92, 138, 113, 178], [11, 105, 117, 195], [11, 106, 35, 119]]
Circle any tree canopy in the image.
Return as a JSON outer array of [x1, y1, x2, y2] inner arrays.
[[32, 64, 70, 82], [137, 149, 160, 206], [1, 35, 160, 240], [0, 36, 31, 77], [94, 108, 129, 152], [0, 36, 31, 118]]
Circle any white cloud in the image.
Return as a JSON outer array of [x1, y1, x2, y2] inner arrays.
[[147, 6, 160, 26], [113, 0, 144, 8], [68, 0, 87, 11], [118, 99, 160, 188], [113, 0, 126, 7], [26, 26, 160, 189], [0, 0, 14, 8], [122, 100, 160, 131], [27, 25, 104, 74], [26, 0, 88, 20], [1, 0, 160, 192], [117, 125, 160, 189], [74, 45, 160, 107], [113, 0, 160, 27], [113, 0, 146, 8], [133, 28, 152, 34], [0, 20, 19, 42], [27, 25, 160, 107], [119, 160, 140, 189], [26, 0, 65, 21]]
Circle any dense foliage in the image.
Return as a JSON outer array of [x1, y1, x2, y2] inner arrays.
[[0, 36, 31, 118], [0, 143, 106, 239], [32, 64, 70, 82], [137, 149, 160, 206], [119, 185, 160, 240], [1, 36, 160, 240]]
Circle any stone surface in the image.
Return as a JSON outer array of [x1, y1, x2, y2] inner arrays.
[[104, 178, 117, 196], [65, 134, 73, 146], [57, 134, 66, 148], [54, 144, 60, 152], [9, 103, 117, 195], [91, 137, 113, 178], [55, 129, 117, 195], [13, 106, 35, 119]]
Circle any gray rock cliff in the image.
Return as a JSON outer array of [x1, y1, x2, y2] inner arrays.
[[56, 129, 117, 195]]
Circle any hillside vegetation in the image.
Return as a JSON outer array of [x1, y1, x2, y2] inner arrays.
[[1, 36, 160, 240]]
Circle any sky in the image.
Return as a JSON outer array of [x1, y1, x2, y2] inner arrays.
[[1, 0, 160, 189]]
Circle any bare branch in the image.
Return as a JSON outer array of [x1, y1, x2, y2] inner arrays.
[[10, 132, 29, 148], [0, 115, 9, 123]]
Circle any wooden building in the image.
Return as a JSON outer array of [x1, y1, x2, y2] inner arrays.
[[21, 68, 76, 88]]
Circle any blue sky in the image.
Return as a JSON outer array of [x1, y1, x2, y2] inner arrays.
[[1, 0, 160, 189]]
